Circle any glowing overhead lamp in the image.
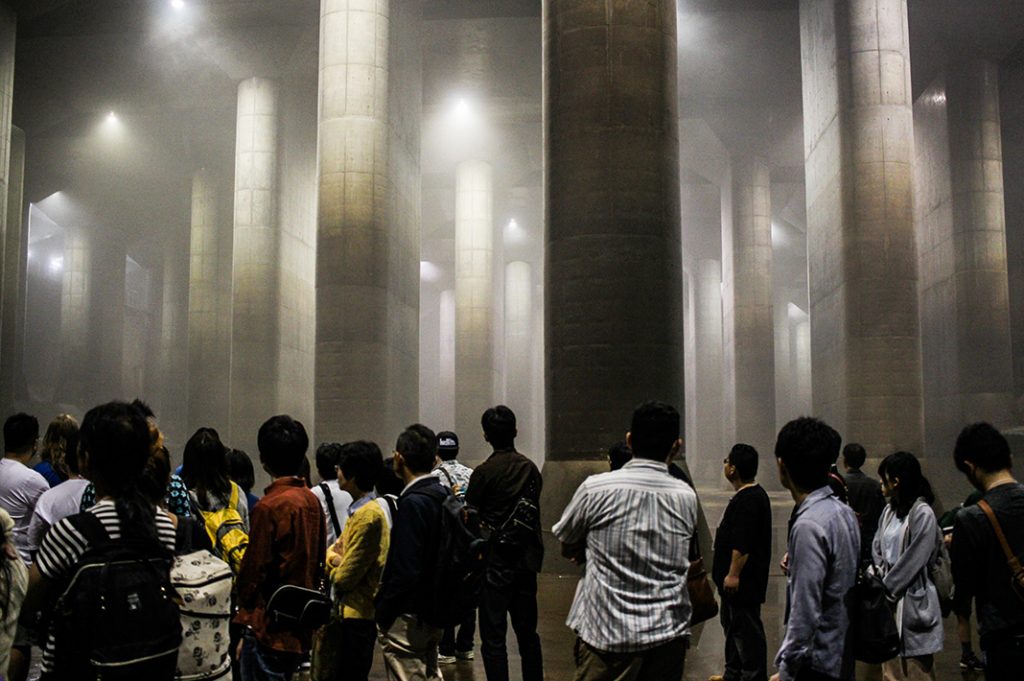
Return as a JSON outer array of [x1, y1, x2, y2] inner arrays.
[[170, 0, 185, 9]]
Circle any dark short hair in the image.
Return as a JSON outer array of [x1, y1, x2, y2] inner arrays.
[[629, 401, 679, 461], [608, 441, 632, 471], [482, 406, 517, 449], [843, 443, 867, 469], [954, 422, 1012, 475], [3, 413, 39, 454], [258, 415, 310, 477], [728, 443, 758, 481], [226, 449, 256, 492], [396, 424, 437, 474], [378, 457, 405, 496], [130, 399, 155, 420], [79, 402, 151, 496], [775, 417, 837, 492], [315, 442, 345, 481], [338, 441, 384, 492]]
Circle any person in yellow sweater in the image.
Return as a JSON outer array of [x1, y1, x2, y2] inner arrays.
[[323, 440, 391, 681]]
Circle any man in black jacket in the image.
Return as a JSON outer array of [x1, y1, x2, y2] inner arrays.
[[841, 443, 884, 562], [465, 405, 544, 681], [375, 424, 446, 681]]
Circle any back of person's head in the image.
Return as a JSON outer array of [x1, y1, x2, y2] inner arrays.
[[629, 401, 679, 461], [396, 424, 437, 474], [3, 413, 38, 455], [338, 440, 384, 492], [258, 415, 309, 477], [437, 431, 460, 461], [954, 422, 1012, 475], [41, 413, 80, 477], [608, 440, 632, 471], [378, 456, 405, 496], [775, 417, 837, 492], [315, 442, 344, 481], [880, 450, 934, 515], [728, 443, 759, 481], [139, 446, 172, 507], [226, 448, 256, 493], [843, 443, 867, 470], [481, 406, 517, 450], [181, 427, 231, 507]]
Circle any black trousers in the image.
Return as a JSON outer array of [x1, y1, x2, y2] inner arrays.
[[720, 599, 768, 681], [986, 634, 1024, 681], [478, 569, 544, 681], [439, 607, 477, 655]]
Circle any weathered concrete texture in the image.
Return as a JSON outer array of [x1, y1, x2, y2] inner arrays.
[[916, 63, 1016, 494], [276, 80, 317, 434], [455, 159, 494, 459], [60, 227, 91, 404], [693, 259, 725, 486], [1003, 57, 1024, 408], [187, 168, 230, 434], [418, 283, 443, 429], [439, 289, 456, 429], [544, 0, 684, 463], [1, 126, 24, 414], [723, 156, 775, 460], [504, 261, 533, 443], [799, 0, 923, 455], [316, 0, 421, 448], [231, 77, 280, 448]]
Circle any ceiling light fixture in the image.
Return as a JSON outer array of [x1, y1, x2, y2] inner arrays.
[[171, 0, 186, 10]]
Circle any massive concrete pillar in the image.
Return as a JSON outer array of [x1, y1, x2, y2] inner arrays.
[[1, 126, 24, 413], [544, 0, 684, 490], [231, 77, 280, 447], [945, 60, 1015, 423], [60, 228, 91, 404], [188, 169, 230, 434], [504, 261, 533, 448], [92, 236, 125, 401], [439, 289, 456, 431], [0, 6, 14, 411], [694, 258, 725, 484], [160, 239, 189, 435], [723, 156, 775, 459], [454, 160, 494, 458], [800, 0, 922, 455], [316, 0, 421, 447]]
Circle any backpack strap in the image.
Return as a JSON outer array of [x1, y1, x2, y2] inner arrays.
[[437, 466, 455, 488], [978, 499, 1024, 584], [320, 482, 342, 538]]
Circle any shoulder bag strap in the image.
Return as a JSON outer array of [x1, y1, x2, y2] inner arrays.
[[320, 482, 342, 538], [978, 499, 1024, 577], [437, 466, 455, 488]]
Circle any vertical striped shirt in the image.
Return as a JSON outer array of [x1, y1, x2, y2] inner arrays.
[[552, 459, 698, 652], [35, 500, 177, 673]]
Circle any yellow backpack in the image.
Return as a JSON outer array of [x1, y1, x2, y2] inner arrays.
[[197, 483, 249, 574]]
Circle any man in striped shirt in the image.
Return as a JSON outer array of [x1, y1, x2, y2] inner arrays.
[[553, 401, 698, 681]]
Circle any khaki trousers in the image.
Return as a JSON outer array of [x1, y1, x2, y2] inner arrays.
[[881, 655, 936, 681], [379, 614, 444, 681], [573, 636, 688, 681]]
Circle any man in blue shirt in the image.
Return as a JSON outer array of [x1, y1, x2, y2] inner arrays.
[[771, 417, 859, 681]]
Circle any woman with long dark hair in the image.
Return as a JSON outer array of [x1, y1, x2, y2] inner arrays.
[[181, 428, 249, 531], [871, 451, 944, 681]]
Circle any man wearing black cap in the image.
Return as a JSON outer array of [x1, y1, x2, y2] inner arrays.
[[433, 431, 477, 664]]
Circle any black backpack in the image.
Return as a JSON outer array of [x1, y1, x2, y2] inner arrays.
[[408, 486, 487, 628], [51, 512, 182, 680]]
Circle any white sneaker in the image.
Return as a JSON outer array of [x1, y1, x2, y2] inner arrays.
[[438, 654, 457, 664]]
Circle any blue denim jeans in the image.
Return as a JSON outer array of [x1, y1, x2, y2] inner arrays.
[[238, 633, 302, 681]]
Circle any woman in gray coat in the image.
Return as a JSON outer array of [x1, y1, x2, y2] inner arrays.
[[872, 451, 944, 681]]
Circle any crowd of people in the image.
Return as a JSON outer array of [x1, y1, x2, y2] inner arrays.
[[0, 398, 1018, 681]]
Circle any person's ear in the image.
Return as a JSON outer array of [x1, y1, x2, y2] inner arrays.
[[626, 432, 633, 450]]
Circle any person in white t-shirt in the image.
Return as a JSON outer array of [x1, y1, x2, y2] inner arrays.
[[311, 442, 352, 547], [27, 415, 87, 557], [0, 414, 48, 565]]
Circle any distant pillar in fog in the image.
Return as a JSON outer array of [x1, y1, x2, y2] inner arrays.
[[161, 241, 189, 431], [439, 289, 456, 429], [0, 6, 15, 411], [544, 0, 684, 460], [723, 156, 775, 459], [1, 127, 24, 413], [800, 0, 923, 456], [454, 160, 494, 460], [188, 168, 229, 433], [92, 235, 125, 400], [694, 258, 724, 482], [61, 228, 91, 404], [945, 60, 1015, 423], [504, 261, 533, 432], [316, 0, 422, 446], [231, 77, 280, 446]]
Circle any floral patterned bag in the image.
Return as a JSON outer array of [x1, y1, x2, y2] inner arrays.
[[172, 549, 233, 680]]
